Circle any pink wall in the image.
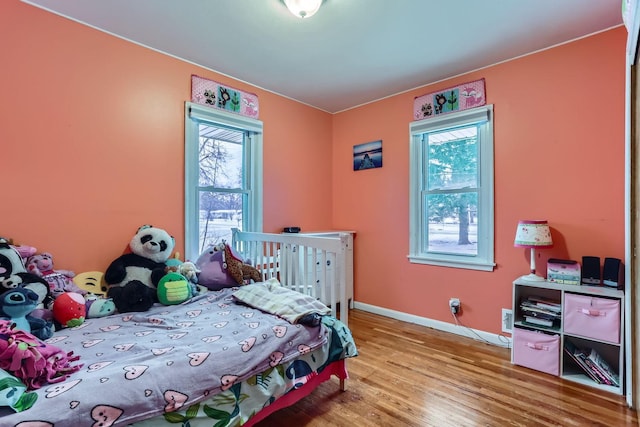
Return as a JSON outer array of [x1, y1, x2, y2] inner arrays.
[[333, 28, 626, 333], [1, 1, 333, 270], [2, 1, 626, 335]]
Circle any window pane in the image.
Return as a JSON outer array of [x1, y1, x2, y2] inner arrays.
[[198, 124, 243, 189], [425, 192, 478, 255], [198, 191, 243, 254], [185, 103, 263, 262], [409, 105, 493, 270], [427, 126, 477, 191]]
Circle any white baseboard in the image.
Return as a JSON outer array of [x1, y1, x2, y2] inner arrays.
[[353, 301, 512, 349]]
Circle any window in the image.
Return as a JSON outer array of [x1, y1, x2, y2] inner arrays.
[[409, 104, 494, 271], [184, 102, 263, 261]]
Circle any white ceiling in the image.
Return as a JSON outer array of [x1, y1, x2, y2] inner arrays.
[[23, 0, 623, 113]]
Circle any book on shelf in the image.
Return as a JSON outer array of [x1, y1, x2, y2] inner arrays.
[[588, 348, 620, 387], [519, 307, 558, 321], [523, 316, 554, 327], [520, 299, 561, 315], [563, 341, 601, 383], [564, 341, 620, 387], [526, 295, 562, 312], [520, 297, 561, 328], [582, 357, 613, 385]]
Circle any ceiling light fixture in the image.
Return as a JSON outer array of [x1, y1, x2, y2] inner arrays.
[[284, 0, 322, 19]]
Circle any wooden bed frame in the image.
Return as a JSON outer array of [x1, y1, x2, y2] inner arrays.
[[231, 229, 351, 326]]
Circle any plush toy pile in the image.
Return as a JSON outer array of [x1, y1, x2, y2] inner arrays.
[[0, 227, 269, 407], [0, 237, 116, 335], [2, 227, 264, 318]]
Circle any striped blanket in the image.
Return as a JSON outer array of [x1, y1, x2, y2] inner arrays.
[[233, 278, 331, 324]]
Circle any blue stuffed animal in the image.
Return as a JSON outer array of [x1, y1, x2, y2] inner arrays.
[[0, 287, 54, 340]]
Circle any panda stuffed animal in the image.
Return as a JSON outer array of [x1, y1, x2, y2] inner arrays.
[[105, 225, 175, 313], [0, 241, 27, 283]]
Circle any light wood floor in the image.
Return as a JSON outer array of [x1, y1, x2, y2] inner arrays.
[[258, 309, 638, 427]]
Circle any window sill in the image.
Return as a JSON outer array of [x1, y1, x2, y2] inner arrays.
[[407, 255, 495, 272]]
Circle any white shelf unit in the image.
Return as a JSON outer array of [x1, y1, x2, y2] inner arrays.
[[512, 279, 624, 395]]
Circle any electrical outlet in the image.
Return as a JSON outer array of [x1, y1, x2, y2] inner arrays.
[[502, 308, 513, 333], [449, 298, 460, 314]]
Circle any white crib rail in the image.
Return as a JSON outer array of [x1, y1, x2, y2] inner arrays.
[[231, 229, 349, 325]]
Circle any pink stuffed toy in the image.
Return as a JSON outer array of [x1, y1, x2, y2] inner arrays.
[[26, 253, 86, 299], [0, 319, 82, 390], [11, 244, 37, 261]]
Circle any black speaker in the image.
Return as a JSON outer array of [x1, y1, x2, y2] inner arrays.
[[581, 256, 601, 286], [602, 257, 624, 290]]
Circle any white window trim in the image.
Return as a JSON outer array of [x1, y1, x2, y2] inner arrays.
[[408, 104, 495, 271], [184, 102, 263, 261]]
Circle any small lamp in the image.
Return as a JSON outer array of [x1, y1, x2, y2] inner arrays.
[[514, 220, 553, 282], [284, 0, 323, 18]]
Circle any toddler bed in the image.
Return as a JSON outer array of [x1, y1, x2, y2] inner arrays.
[[1, 232, 357, 427]]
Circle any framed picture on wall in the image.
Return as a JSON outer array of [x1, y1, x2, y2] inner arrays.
[[353, 140, 382, 171]]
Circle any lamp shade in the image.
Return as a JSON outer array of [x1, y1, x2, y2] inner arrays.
[[284, 0, 322, 18], [514, 220, 553, 248]]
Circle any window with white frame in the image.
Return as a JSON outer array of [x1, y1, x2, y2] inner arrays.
[[184, 102, 263, 261], [409, 104, 494, 271]]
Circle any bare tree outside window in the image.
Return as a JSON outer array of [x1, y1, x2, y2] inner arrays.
[[197, 124, 245, 253], [185, 103, 263, 263]]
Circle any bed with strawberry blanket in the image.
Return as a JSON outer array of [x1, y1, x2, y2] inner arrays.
[[0, 285, 357, 427]]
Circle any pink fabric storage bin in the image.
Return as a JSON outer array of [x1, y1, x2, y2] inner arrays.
[[513, 328, 560, 375], [563, 294, 620, 343]]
